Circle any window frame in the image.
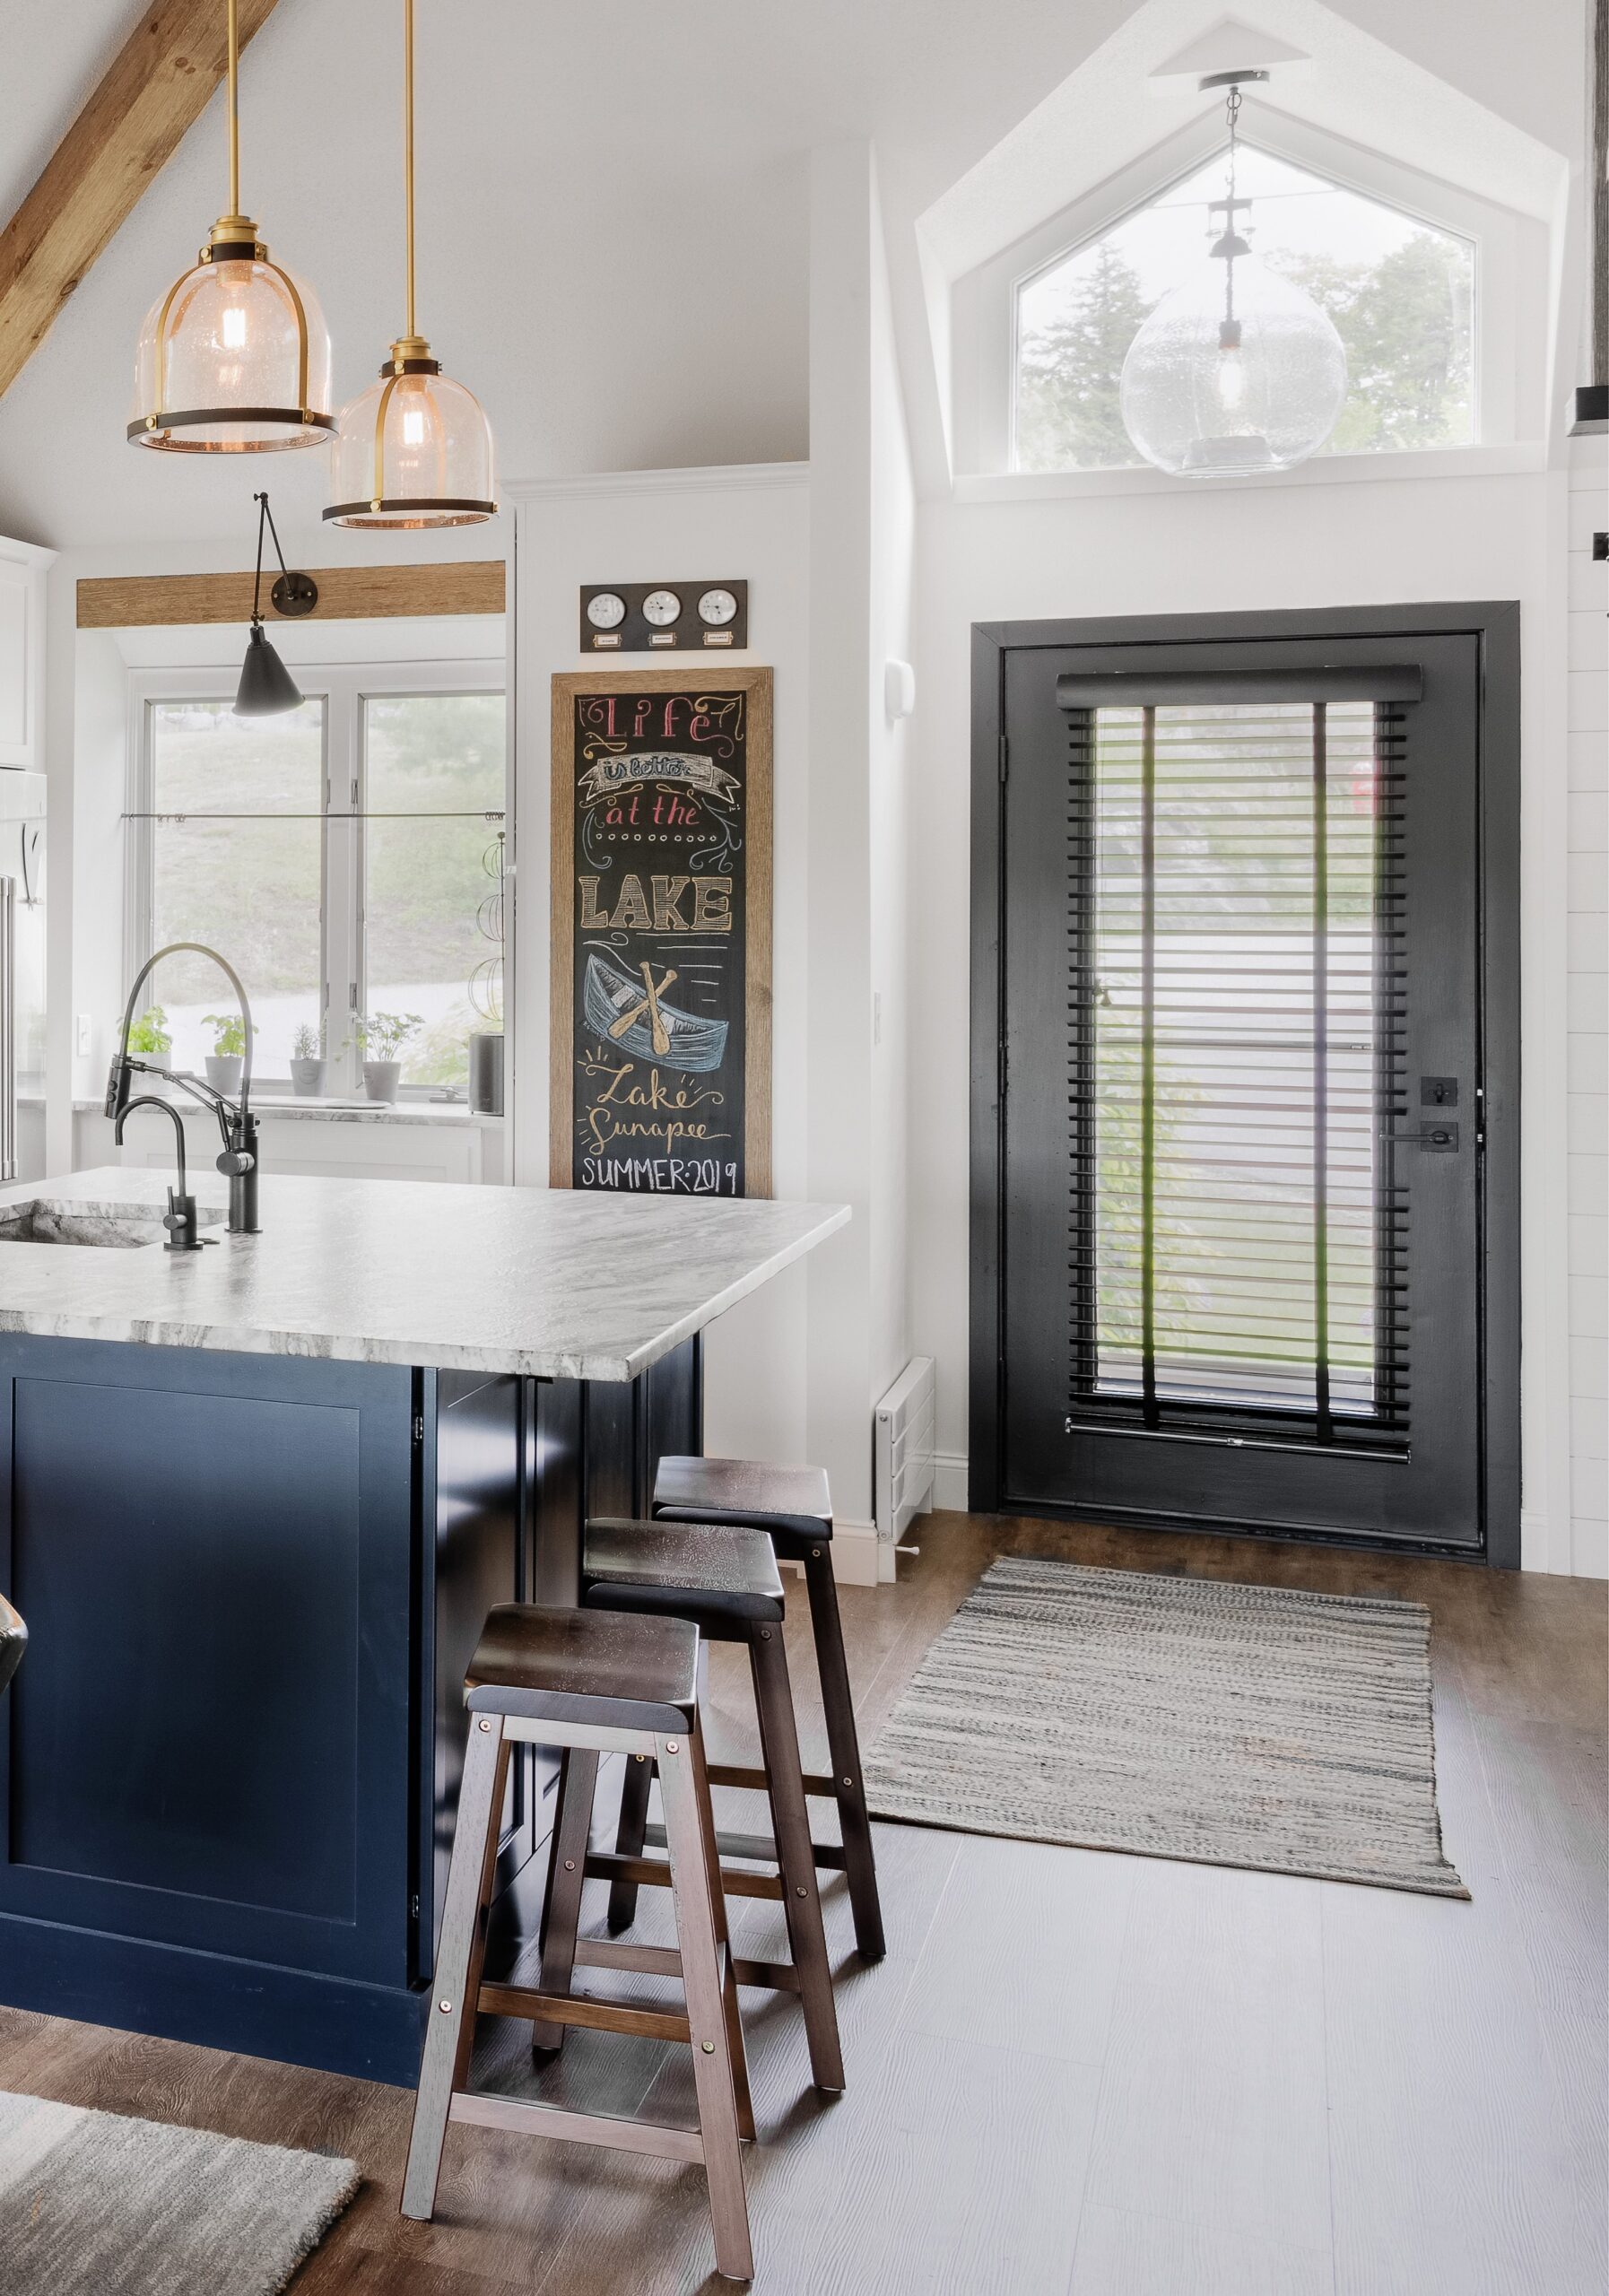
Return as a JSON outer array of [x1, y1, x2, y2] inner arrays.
[[126, 657, 507, 1100], [952, 105, 1528, 487]]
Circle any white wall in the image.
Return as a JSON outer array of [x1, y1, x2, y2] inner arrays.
[[509, 465, 813, 1483], [904, 464, 1579, 1561]]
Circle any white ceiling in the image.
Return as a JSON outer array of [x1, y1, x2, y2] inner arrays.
[[0, 0, 1586, 551]]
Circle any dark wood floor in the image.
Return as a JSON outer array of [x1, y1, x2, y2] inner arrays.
[[2, 1512, 1605, 2294]]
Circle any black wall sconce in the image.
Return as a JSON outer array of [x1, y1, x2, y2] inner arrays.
[[235, 492, 317, 718]]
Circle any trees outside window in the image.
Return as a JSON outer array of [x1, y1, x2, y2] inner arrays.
[[1014, 144, 1474, 474]]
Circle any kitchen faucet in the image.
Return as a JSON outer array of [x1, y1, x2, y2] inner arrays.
[[114, 1095, 210, 1251], [107, 943, 260, 1234]]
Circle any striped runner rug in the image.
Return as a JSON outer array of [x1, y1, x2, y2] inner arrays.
[[863, 1557, 1467, 1897]]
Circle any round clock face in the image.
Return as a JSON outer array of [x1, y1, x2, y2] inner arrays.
[[586, 591, 626, 630], [642, 588, 682, 629], [697, 587, 738, 628]]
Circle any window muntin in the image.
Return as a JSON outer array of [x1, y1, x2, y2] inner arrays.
[[1014, 144, 1474, 474]]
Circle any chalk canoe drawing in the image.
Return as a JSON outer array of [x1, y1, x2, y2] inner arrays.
[[584, 949, 729, 1073]]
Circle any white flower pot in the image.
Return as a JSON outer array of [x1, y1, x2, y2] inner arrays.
[[363, 1059, 402, 1103], [205, 1055, 243, 1094], [290, 1057, 327, 1098]]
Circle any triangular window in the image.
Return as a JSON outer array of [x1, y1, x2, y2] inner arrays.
[[1013, 144, 1474, 473]]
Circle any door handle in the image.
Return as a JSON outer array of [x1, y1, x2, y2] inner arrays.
[[1381, 1122, 1459, 1152]]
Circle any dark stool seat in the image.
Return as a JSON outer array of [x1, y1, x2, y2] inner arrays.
[[584, 1518, 784, 1629], [653, 1456, 832, 1552], [466, 1601, 698, 1734], [404, 1601, 753, 2283], [579, 1517, 844, 2095], [654, 1454, 885, 1962]]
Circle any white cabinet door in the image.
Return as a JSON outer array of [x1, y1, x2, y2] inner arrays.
[[0, 546, 49, 771]]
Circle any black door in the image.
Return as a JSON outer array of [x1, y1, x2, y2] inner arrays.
[[971, 609, 1518, 1558]]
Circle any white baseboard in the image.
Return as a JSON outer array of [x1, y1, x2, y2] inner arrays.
[[830, 1520, 882, 1587], [932, 1451, 969, 1510]]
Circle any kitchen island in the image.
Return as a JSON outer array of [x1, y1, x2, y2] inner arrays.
[[0, 1169, 848, 2083]]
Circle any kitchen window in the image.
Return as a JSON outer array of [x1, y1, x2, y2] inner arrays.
[[126, 665, 506, 1097]]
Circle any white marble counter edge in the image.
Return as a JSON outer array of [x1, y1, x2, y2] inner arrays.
[[71, 1095, 503, 1127], [0, 1193, 851, 1384]]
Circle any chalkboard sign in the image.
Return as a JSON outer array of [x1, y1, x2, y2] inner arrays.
[[551, 668, 772, 1196]]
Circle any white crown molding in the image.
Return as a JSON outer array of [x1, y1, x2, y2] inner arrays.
[[503, 462, 810, 504]]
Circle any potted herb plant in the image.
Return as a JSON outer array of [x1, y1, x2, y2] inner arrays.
[[126, 1006, 171, 1076], [203, 1012, 254, 1096], [354, 1011, 422, 1103], [289, 1022, 328, 1099]]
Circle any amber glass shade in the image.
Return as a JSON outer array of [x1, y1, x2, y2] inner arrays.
[[130, 253, 335, 453], [324, 365, 496, 527]]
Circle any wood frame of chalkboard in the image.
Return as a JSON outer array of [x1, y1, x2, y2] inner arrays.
[[550, 667, 772, 1197]]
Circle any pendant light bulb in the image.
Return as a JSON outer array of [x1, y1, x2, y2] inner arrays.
[[1118, 80, 1346, 477], [325, 0, 496, 527], [130, 0, 334, 452]]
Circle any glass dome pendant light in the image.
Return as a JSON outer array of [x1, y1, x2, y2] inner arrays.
[[129, 0, 334, 452], [324, 0, 496, 528], [1118, 75, 1348, 477]]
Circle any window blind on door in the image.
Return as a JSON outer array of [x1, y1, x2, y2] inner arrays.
[[1065, 694, 1408, 1445]]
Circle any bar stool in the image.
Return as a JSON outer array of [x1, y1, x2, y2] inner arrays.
[[570, 1518, 845, 2094], [402, 1603, 755, 2285], [652, 1456, 885, 1961]]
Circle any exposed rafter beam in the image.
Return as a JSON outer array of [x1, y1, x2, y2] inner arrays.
[[0, 0, 283, 398]]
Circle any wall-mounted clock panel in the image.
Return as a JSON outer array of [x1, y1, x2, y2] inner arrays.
[[579, 580, 748, 652]]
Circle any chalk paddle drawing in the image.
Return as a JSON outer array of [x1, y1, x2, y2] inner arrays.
[[584, 951, 729, 1073], [551, 669, 772, 1196]]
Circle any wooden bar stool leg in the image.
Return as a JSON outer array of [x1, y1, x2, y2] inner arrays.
[[531, 1745, 599, 2056], [803, 1544, 886, 1962], [403, 1713, 508, 2222], [688, 1727, 756, 2144], [657, 1728, 754, 2285], [606, 1750, 654, 1934], [748, 1624, 845, 2093]]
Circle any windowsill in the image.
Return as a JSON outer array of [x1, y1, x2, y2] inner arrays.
[[74, 1095, 504, 1127], [952, 439, 1545, 505]]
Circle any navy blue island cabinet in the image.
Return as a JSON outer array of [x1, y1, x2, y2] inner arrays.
[[0, 1331, 700, 2084]]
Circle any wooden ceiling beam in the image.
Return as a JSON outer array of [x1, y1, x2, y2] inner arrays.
[[77, 561, 508, 628], [0, 0, 283, 397]]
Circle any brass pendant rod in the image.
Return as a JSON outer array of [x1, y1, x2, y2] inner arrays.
[[404, 0, 417, 342], [227, 0, 241, 220]]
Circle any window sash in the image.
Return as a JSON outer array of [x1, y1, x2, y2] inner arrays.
[[126, 661, 506, 1097]]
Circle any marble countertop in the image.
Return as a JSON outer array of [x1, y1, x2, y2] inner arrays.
[[0, 1168, 848, 1382]]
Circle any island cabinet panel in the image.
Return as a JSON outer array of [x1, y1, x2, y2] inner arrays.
[[0, 1337, 420, 2076], [423, 1369, 535, 1960], [0, 1332, 703, 2084]]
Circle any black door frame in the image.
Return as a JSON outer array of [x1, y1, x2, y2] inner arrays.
[[969, 603, 1521, 1567]]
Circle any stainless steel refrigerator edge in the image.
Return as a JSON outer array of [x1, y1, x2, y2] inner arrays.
[[0, 771, 47, 1183]]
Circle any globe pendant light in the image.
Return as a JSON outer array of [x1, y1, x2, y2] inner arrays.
[[235, 493, 316, 718], [129, 0, 334, 453], [1119, 77, 1347, 477], [325, 0, 496, 528]]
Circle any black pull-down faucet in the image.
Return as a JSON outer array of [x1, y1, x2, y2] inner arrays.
[[107, 943, 261, 1235]]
